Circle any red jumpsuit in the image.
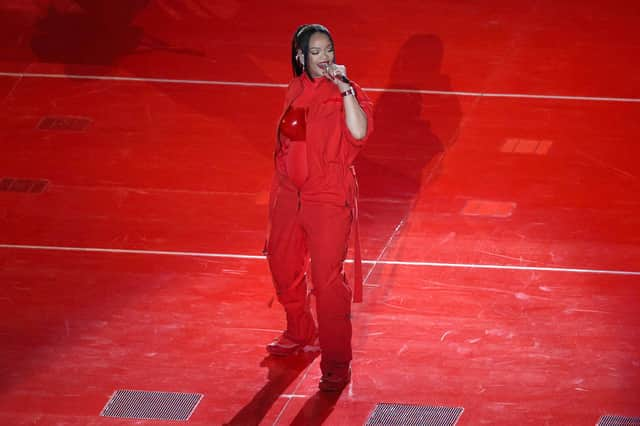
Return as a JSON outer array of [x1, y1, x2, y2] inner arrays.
[[267, 73, 373, 375]]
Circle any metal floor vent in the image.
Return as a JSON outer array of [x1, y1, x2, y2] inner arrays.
[[365, 403, 463, 426], [37, 116, 91, 131], [0, 178, 48, 193], [100, 390, 203, 421], [598, 415, 640, 425]]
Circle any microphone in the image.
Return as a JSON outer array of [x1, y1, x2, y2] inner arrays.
[[319, 63, 350, 84]]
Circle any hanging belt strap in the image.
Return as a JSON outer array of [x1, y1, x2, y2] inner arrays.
[[350, 166, 363, 303]]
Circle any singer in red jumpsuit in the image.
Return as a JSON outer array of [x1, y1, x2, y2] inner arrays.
[[265, 24, 373, 392]]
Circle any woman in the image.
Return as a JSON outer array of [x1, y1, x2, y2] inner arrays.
[[265, 23, 373, 392]]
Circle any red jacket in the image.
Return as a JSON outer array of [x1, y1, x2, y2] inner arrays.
[[273, 73, 374, 206]]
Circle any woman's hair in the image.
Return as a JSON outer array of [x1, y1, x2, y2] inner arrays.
[[291, 24, 334, 79]]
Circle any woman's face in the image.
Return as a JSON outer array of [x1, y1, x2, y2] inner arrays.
[[304, 32, 335, 78]]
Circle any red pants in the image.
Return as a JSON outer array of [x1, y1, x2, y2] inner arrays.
[[267, 189, 353, 373]]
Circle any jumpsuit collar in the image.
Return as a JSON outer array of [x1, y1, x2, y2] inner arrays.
[[302, 72, 327, 89]]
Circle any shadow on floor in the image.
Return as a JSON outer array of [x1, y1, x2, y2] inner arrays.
[[223, 351, 320, 425]]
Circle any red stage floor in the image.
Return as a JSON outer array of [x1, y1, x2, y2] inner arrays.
[[1, 1, 639, 425]]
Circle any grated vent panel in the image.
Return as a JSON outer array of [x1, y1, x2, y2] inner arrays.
[[598, 415, 640, 426], [0, 178, 48, 193], [365, 403, 463, 426], [37, 116, 92, 131], [501, 138, 552, 155], [462, 199, 516, 218], [100, 390, 203, 421]]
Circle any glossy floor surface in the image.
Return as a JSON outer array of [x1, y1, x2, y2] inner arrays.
[[1, 1, 639, 425]]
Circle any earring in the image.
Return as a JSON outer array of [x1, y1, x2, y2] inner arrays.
[[297, 53, 305, 68]]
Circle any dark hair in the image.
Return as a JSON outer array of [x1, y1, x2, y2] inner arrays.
[[291, 24, 335, 79]]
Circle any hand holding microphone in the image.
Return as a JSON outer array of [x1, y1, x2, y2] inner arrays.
[[319, 62, 350, 85]]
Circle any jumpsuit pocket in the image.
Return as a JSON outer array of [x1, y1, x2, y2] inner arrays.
[[314, 97, 342, 118], [322, 161, 349, 206]]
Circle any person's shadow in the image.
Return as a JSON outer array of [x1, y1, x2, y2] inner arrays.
[[223, 351, 323, 425], [30, 0, 208, 75], [355, 34, 462, 260], [288, 389, 345, 426], [31, 1, 149, 70]]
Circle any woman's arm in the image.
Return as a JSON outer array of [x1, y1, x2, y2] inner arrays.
[[338, 80, 368, 140], [323, 64, 368, 140]]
